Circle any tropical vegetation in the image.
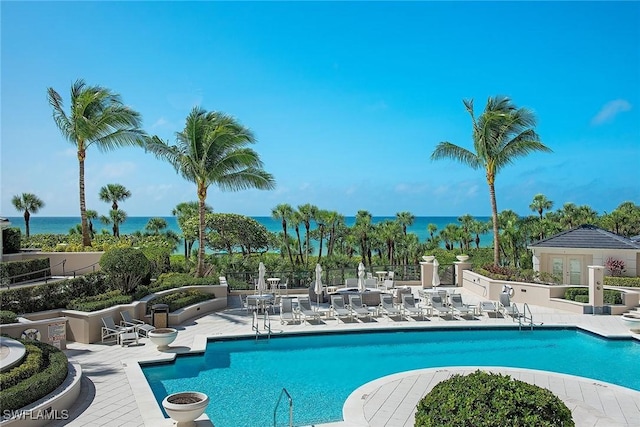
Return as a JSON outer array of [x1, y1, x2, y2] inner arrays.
[[47, 79, 146, 247], [11, 193, 44, 238], [432, 96, 552, 266]]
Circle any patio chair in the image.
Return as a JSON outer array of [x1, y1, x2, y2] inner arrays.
[[480, 301, 501, 317], [449, 294, 474, 319], [348, 295, 371, 321], [401, 294, 426, 320], [379, 293, 402, 319], [345, 278, 358, 288], [364, 278, 377, 289], [120, 311, 155, 337], [429, 295, 452, 319], [101, 316, 132, 343], [297, 297, 321, 324], [499, 293, 523, 319], [380, 279, 394, 292], [280, 298, 298, 325], [330, 295, 352, 322]]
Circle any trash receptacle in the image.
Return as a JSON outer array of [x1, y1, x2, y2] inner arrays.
[[151, 304, 169, 329]]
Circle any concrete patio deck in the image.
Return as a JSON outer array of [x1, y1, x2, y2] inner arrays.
[[49, 286, 640, 427]]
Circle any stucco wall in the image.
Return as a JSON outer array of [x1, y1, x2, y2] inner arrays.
[[3, 252, 103, 276], [531, 247, 639, 280]]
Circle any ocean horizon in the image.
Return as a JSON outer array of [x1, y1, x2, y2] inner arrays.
[[4, 215, 494, 247]]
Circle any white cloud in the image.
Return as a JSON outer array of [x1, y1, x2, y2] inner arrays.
[[151, 117, 171, 129], [591, 99, 632, 125]]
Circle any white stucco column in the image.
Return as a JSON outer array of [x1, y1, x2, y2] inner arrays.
[[454, 262, 472, 286], [420, 262, 434, 288], [588, 265, 605, 315]]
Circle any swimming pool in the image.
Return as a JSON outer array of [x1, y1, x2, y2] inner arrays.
[[142, 328, 640, 427]]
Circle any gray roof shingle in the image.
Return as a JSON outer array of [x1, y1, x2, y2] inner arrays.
[[529, 224, 640, 250]]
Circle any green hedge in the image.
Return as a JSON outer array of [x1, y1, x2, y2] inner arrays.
[[564, 287, 623, 304], [0, 258, 50, 285], [414, 370, 574, 427], [0, 340, 68, 412], [151, 272, 219, 293], [0, 344, 44, 389], [67, 290, 133, 312], [2, 227, 21, 254], [0, 310, 18, 324], [147, 290, 213, 314], [604, 276, 640, 288], [0, 272, 109, 314]]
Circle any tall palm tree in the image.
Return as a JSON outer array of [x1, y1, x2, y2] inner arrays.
[[11, 193, 44, 238], [99, 183, 132, 211], [395, 211, 415, 236], [172, 201, 211, 264], [86, 209, 98, 237], [271, 203, 295, 266], [100, 209, 127, 237], [48, 79, 145, 246], [431, 96, 552, 265], [145, 107, 275, 276], [145, 217, 168, 235], [427, 223, 438, 242], [529, 193, 553, 220], [297, 204, 317, 267]]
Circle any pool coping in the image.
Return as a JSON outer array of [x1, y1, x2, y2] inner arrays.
[[126, 323, 640, 427]]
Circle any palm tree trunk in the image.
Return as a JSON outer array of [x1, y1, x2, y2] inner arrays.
[[489, 181, 500, 266], [78, 149, 91, 247], [24, 210, 31, 238], [295, 226, 303, 264], [282, 221, 294, 266], [196, 183, 207, 277]]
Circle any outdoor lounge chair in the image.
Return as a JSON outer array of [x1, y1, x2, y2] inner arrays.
[[330, 295, 352, 322], [449, 294, 474, 319], [345, 278, 358, 288], [379, 294, 402, 318], [297, 297, 321, 324], [380, 279, 394, 292], [480, 301, 501, 317], [364, 278, 377, 289], [401, 294, 426, 320], [101, 316, 133, 343], [120, 311, 155, 337], [499, 293, 523, 319], [348, 295, 371, 321], [280, 298, 298, 325], [429, 295, 452, 319]]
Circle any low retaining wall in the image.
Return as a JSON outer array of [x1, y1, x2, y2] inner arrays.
[[462, 270, 640, 314], [2, 252, 103, 276], [0, 317, 68, 350]]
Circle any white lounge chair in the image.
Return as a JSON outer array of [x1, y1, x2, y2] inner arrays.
[[101, 316, 134, 344], [297, 297, 321, 324], [330, 295, 352, 322], [499, 293, 523, 319], [280, 298, 297, 325], [345, 278, 358, 288], [379, 294, 402, 319], [348, 295, 371, 321], [449, 294, 474, 319], [429, 295, 452, 319], [364, 278, 377, 289], [480, 301, 501, 317], [401, 294, 426, 320], [380, 279, 394, 291], [120, 311, 155, 337]]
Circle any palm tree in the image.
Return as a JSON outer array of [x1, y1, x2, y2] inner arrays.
[[271, 204, 295, 266], [11, 193, 44, 238], [529, 193, 553, 220], [145, 107, 275, 276], [427, 223, 438, 243], [431, 96, 552, 265], [100, 209, 127, 237], [172, 201, 211, 264], [99, 183, 132, 211], [297, 204, 317, 267], [395, 211, 415, 236], [145, 217, 168, 235], [86, 209, 98, 237], [48, 79, 145, 246]]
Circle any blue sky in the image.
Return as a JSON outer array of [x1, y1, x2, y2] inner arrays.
[[1, 1, 639, 218]]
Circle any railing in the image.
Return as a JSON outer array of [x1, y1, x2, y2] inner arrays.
[[2, 259, 65, 289], [519, 302, 535, 331], [252, 310, 271, 341], [273, 387, 293, 427]]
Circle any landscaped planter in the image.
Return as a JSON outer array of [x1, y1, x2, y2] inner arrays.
[[456, 255, 469, 262], [162, 391, 209, 426], [148, 328, 178, 350]]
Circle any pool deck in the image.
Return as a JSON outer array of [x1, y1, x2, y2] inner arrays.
[[49, 286, 640, 427]]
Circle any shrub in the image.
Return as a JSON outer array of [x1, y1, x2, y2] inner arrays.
[[0, 258, 50, 285], [0, 340, 68, 412], [563, 287, 622, 304], [2, 227, 21, 254], [100, 247, 151, 294], [414, 370, 574, 427], [605, 257, 626, 277], [538, 271, 562, 285], [0, 343, 44, 388], [604, 276, 640, 288], [67, 290, 133, 312], [0, 310, 18, 324], [146, 290, 213, 314], [575, 295, 589, 303], [151, 272, 218, 293]]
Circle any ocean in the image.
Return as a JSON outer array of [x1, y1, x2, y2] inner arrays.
[[4, 215, 493, 247]]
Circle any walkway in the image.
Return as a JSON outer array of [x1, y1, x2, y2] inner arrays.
[[49, 286, 640, 427]]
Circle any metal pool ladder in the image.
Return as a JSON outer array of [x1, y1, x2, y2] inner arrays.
[[517, 303, 535, 331], [273, 387, 293, 427], [252, 310, 272, 340]]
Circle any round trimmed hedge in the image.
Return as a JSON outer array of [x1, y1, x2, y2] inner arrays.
[[414, 370, 574, 427]]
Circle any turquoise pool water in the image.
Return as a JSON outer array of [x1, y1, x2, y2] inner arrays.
[[142, 328, 640, 427]]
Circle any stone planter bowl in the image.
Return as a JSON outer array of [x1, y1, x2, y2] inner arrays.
[[422, 255, 435, 262], [620, 313, 640, 333], [148, 328, 178, 350], [162, 391, 209, 427], [456, 255, 469, 262]]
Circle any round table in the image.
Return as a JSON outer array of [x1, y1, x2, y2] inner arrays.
[[247, 294, 275, 312]]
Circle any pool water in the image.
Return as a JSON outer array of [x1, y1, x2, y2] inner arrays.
[[142, 328, 640, 427]]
